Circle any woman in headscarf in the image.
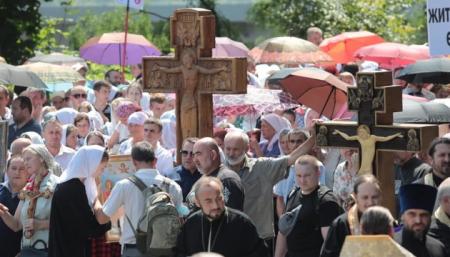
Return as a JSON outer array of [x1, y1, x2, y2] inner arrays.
[[0, 145, 60, 253], [258, 113, 291, 157], [20, 131, 45, 145], [61, 124, 78, 150], [48, 145, 110, 257]]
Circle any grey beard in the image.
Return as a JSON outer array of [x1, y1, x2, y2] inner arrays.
[[226, 153, 246, 166]]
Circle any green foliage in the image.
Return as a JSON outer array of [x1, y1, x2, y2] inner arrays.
[[0, 0, 49, 65], [67, 8, 171, 54], [36, 18, 70, 53], [249, 0, 427, 44], [194, 0, 239, 39]]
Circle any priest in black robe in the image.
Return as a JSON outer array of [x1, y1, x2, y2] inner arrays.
[[48, 146, 111, 257], [176, 176, 268, 257], [394, 184, 448, 257], [321, 174, 383, 257]]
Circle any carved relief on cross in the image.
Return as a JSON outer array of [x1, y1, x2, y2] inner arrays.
[[315, 71, 438, 214], [142, 8, 247, 154]]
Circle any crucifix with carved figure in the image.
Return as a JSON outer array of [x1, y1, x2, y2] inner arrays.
[[315, 71, 438, 215], [143, 8, 247, 157]]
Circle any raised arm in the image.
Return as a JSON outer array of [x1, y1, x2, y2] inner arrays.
[[374, 132, 403, 142], [287, 134, 316, 166], [333, 129, 358, 141]]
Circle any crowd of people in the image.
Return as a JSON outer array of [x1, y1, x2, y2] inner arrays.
[[0, 26, 450, 257]]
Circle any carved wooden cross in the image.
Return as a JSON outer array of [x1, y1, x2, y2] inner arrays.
[[315, 71, 438, 214], [143, 8, 247, 155]]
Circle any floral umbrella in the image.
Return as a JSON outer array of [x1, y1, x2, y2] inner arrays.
[[249, 36, 333, 65], [213, 87, 299, 116]]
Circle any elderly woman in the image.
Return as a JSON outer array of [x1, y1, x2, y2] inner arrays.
[[256, 113, 291, 157], [48, 145, 110, 257], [106, 100, 140, 153], [0, 145, 60, 254]]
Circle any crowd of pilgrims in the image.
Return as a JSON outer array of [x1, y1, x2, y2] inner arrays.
[[0, 59, 449, 257]]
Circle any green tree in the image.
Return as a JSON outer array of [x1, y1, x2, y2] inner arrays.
[[249, 0, 427, 44], [0, 0, 51, 64], [67, 8, 170, 54]]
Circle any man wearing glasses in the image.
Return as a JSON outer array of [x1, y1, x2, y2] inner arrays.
[[143, 117, 174, 177], [68, 85, 88, 109], [172, 137, 202, 200]]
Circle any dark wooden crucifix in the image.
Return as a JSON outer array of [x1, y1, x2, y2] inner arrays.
[[143, 8, 247, 156], [315, 71, 438, 214]]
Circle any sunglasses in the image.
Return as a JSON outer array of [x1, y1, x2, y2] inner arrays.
[[180, 150, 194, 157], [72, 93, 87, 99]]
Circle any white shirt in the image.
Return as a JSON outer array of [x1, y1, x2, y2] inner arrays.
[[118, 138, 134, 155], [102, 168, 183, 245], [154, 142, 174, 177], [52, 144, 76, 172]]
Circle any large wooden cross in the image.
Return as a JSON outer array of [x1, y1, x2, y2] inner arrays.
[[315, 71, 438, 214], [143, 8, 247, 155]]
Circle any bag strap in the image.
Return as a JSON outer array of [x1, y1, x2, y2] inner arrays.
[[31, 239, 48, 250], [160, 177, 172, 193], [125, 214, 139, 237], [127, 175, 148, 192]]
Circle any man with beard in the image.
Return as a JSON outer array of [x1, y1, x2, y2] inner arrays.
[[416, 137, 450, 188], [394, 184, 447, 257], [176, 176, 268, 257], [223, 130, 315, 243], [429, 178, 450, 250], [193, 137, 244, 210], [320, 175, 383, 257]]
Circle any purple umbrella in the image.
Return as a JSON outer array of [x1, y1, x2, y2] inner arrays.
[[80, 32, 161, 65], [212, 37, 249, 57]]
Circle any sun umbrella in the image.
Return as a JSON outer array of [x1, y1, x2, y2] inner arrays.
[[80, 32, 161, 65], [213, 37, 249, 57], [395, 58, 450, 84], [213, 86, 299, 116], [267, 68, 302, 85], [27, 52, 86, 67], [320, 31, 384, 64], [20, 62, 83, 92], [393, 98, 450, 123], [0, 63, 47, 89], [279, 68, 349, 119], [249, 36, 333, 65], [354, 42, 430, 69]]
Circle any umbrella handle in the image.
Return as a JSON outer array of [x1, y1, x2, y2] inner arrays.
[[319, 87, 336, 118]]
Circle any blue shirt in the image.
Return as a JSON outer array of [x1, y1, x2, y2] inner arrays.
[[259, 140, 281, 157], [8, 119, 42, 147], [171, 166, 202, 201], [0, 183, 22, 257]]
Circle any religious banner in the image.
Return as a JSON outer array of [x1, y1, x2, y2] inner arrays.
[[427, 0, 450, 55], [315, 71, 438, 214], [143, 8, 247, 159], [0, 121, 8, 180], [100, 155, 135, 203], [117, 0, 144, 10], [100, 155, 135, 242]]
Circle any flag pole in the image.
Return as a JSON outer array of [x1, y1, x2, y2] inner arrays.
[[122, 0, 130, 80]]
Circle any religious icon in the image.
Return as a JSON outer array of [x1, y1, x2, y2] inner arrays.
[[406, 129, 420, 152], [154, 48, 227, 139], [333, 125, 403, 174], [316, 125, 328, 146]]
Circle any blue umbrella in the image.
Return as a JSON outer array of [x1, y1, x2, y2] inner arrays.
[[396, 58, 450, 84]]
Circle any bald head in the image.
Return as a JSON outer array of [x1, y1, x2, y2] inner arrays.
[[193, 137, 221, 175], [10, 138, 32, 156]]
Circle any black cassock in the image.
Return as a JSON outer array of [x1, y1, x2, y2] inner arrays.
[[48, 179, 110, 257], [320, 213, 350, 257], [394, 228, 448, 257], [176, 208, 268, 257]]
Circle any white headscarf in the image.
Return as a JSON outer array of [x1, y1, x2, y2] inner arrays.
[[26, 144, 63, 176], [59, 145, 106, 206], [21, 131, 44, 145], [56, 107, 79, 125], [261, 113, 292, 152]]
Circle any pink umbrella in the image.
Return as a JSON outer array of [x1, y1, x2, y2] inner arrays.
[[354, 42, 430, 69], [212, 37, 249, 57], [80, 32, 161, 65]]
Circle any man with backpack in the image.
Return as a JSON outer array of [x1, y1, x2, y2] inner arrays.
[[96, 141, 183, 257], [274, 155, 342, 257]]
